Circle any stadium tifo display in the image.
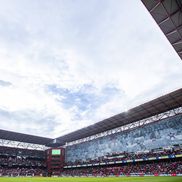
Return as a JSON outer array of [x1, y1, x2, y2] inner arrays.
[[66, 114, 182, 162]]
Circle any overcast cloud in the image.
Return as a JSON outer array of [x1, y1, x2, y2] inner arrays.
[[0, 0, 181, 138]]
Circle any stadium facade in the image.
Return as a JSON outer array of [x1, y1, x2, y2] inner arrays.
[[0, 0, 182, 177]]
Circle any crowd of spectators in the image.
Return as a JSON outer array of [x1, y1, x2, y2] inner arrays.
[[0, 167, 45, 176], [66, 147, 182, 166], [0, 156, 46, 167], [62, 161, 182, 176], [0, 146, 45, 159], [0, 146, 46, 176]]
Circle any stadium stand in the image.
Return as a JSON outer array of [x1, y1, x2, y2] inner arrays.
[[65, 114, 182, 163], [62, 160, 182, 176], [0, 89, 182, 177], [65, 146, 182, 166], [0, 146, 46, 176], [62, 112, 182, 176]]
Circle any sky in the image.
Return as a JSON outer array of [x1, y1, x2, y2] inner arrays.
[[0, 0, 182, 139]]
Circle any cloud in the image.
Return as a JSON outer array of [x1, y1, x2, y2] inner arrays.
[[47, 84, 122, 110], [0, 108, 56, 136], [0, 0, 181, 139], [0, 80, 12, 87]]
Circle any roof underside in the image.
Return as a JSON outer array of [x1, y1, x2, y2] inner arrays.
[[55, 88, 182, 146], [0, 129, 52, 145], [141, 0, 182, 59]]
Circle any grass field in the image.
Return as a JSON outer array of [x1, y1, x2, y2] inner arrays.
[[0, 177, 182, 182]]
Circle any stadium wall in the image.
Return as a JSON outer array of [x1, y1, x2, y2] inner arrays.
[[66, 114, 182, 162]]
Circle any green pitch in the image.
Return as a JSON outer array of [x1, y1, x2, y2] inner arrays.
[[0, 177, 182, 182]]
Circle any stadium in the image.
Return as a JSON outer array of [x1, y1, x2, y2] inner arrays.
[[0, 0, 182, 182]]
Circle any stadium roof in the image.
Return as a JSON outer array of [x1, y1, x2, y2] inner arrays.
[[141, 0, 182, 60], [0, 88, 181, 147], [0, 129, 52, 145], [54, 88, 182, 146]]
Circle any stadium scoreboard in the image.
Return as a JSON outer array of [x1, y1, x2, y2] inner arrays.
[[52, 149, 61, 155]]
